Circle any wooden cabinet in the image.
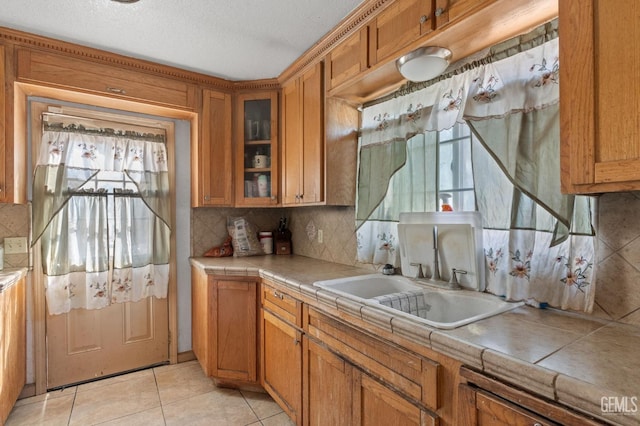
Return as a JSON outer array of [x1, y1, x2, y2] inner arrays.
[[458, 367, 606, 426], [191, 265, 211, 376], [355, 372, 438, 426], [303, 336, 354, 426], [0, 44, 6, 202], [16, 49, 197, 109], [369, 0, 434, 66], [433, 0, 492, 29], [0, 43, 25, 204], [211, 276, 258, 384], [560, 0, 640, 193], [192, 89, 233, 206], [281, 62, 324, 206], [459, 384, 557, 426], [235, 91, 279, 206], [0, 275, 26, 425], [191, 267, 259, 386], [261, 280, 303, 424], [328, 27, 369, 90], [305, 307, 440, 426]]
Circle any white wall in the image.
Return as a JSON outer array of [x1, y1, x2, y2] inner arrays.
[[174, 120, 192, 353]]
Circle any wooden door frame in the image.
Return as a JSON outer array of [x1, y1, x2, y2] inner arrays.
[[16, 82, 196, 395]]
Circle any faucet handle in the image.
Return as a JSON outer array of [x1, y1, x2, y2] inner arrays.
[[410, 263, 424, 279], [449, 268, 467, 288]]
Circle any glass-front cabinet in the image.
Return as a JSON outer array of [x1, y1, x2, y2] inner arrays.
[[235, 91, 278, 206]]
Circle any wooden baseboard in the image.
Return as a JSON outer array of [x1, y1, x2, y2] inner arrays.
[[18, 383, 36, 400], [177, 350, 196, 363]]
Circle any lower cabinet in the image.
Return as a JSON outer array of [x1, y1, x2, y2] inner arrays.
[[191, 267, 259, 387], [355, 373, 437, 426], [262, 310, 303, 424], [304, 306, 439, 426], [458, 384, 557, 426], [0, 275, 26, 425], [458, 367, 607, 426], [261, 280, 304, 424], [303, 336, 354, 425]]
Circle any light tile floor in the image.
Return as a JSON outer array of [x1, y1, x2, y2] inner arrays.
[[6, 361, 295, 426]]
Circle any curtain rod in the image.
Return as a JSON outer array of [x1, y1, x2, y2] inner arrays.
[[42, 111, 167, 142], [42, 111, 166, 136]]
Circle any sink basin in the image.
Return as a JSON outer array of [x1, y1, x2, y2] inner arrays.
[[314, 274, 421, 299], [313, 274, 523, 329]]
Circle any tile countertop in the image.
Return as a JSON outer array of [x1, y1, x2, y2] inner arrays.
[[0, 268, 28, 293], [191, 255, 640, 426]]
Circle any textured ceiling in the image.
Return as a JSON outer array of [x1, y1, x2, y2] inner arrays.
[[0, 0, 363, 81]]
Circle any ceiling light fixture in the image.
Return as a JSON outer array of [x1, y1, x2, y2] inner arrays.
[[111, 0, 140, 3], [396, 47, 452, 82]]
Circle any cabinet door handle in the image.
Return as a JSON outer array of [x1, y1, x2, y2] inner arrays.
[[106, 87, 127, 94], [435, 7, 445, 17], [204, 195, 210, 201], [293, 338, 300, 345], [420, 14, 429, 24], [273, 290, 284, 300]]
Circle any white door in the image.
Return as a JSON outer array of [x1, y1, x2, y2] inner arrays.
[[31, 101, 174, 389], [46, 297, 168, 388]]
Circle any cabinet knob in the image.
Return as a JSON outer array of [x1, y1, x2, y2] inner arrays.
[[204, 195, 210, 201], [435, 7, 445, 17], [106, 87, 127, 94], [420, 14, 429, 24], [293, 338, 300, 345]]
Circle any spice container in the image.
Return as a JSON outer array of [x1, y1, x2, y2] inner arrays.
[[259, 231, 273, 254]]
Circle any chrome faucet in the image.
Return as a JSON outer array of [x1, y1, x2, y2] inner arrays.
[[432, 225, 441, 281]]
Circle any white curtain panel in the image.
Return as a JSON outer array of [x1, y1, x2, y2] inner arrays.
[[356, 36, 597, 312], [35, 128, 170, 315]]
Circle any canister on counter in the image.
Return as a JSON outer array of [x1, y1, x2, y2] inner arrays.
[[259, 231, 273, 254]]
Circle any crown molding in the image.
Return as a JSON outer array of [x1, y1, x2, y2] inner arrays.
[[277, 0, 391, 83], [0, 26, 236, 92]]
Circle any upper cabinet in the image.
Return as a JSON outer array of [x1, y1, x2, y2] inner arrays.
[[0, 43, 26, 204], [369, 0, 434, 66], [327, 28, 369, 91], [281, 62, 324, 206], [16, 49, 198, 109], [0, 44, 7, 203], [560, 0, 640, 193], [433, 0, 492, 29], [192, 89, 233, 207], [235, 91, 279, 206]]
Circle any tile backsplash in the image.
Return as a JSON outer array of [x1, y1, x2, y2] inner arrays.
[[4, 192, 639, 321], [0, 203, 30, 268], [189, 193, 640, 322]]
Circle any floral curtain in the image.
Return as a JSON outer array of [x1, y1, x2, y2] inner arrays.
[[33, 122, 171, 315], [356, 21, 597, 312]]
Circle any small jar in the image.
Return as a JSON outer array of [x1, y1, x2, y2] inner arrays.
[[259, 232, 273, 254]]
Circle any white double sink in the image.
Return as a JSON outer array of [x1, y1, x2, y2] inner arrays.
[[314, 274, 523, 329]]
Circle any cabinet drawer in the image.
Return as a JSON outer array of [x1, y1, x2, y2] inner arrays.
[[262, 282, 303, 327], [475, 390, 558, 426], [17, 49, 196, 108], [307, 307, 439, 411]]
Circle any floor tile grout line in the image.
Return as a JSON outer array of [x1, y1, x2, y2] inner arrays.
[[239, 390, 263, 425], [152, 367, 169, 426], [67, 388, 78, 426]]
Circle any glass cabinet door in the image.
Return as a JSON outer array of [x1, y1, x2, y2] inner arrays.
[[235, 91, 278, 206]]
